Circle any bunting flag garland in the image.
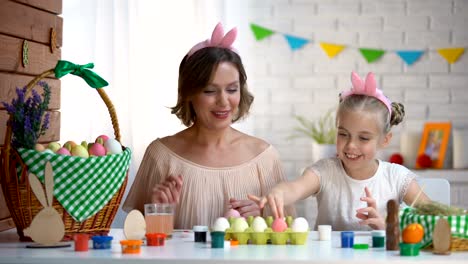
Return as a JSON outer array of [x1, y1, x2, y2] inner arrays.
[[396, 50, 425, 65], [249, 23, 466, 65], [437, 48, 465, 64], [359, 48, 386, 63], [320, 42, 346, 58], [284, 34, 309, 50], [250, 24, 274, 41]]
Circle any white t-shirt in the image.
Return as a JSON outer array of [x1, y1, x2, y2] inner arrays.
[[307, 157, 415, 231]]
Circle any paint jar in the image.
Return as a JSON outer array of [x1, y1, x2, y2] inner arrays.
[[211, 231, 225, 248], [318, 225, 332, 241], [92, 235, 113, 249], [372, 230, 386, 248], [353, 243, 369, 249], [193, 225, 208, 243], [341, 231, 354, 248], [146, 233, 166, 246], [400, 242, 420, 256], [73, 234, 89, 252], [120, 240, 143, 254]]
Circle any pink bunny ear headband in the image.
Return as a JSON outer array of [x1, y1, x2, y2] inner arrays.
[[340, 71, 392, 115], [187, 22, 238, 57]]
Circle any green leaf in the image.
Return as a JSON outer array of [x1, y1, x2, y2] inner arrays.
[[289, 109, 337, 144]]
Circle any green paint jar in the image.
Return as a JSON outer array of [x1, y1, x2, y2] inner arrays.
[[210, 231, 225, 248], [400, 242, 421, 256], [371, 230, 386, 248]]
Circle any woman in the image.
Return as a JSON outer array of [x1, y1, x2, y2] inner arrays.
[[123, 23, 295, 229]]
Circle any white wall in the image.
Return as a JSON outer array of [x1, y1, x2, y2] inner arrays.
[[235, 0, 468, 225]]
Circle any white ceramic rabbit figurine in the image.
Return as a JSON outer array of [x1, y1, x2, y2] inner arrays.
[[24, 161, 65, 245]]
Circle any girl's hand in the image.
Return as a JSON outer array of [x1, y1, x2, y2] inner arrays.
[[228, 198, 261, 217], [151, 175, 183, 204], [356, 187, 385, 230], [248, 189, 285, 219]]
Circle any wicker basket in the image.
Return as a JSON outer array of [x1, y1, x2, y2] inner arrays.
[[0, 68, 129, 241], [400, 207, 468, 251]]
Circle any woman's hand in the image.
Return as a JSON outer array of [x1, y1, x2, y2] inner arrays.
[[356, 187, 385, 230], [248, 188, 286, 219], [151, 175, 183, 204], [228, 198, 261, 217]]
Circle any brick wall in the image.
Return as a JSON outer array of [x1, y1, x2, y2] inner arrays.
[[229, 0, 468, 226]]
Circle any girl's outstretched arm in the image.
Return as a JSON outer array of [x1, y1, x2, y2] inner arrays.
[[403, 179, 431, 206], [248, 169, 320, 219]]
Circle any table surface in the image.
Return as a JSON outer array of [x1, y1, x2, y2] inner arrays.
[[0, 228, 467, 264]]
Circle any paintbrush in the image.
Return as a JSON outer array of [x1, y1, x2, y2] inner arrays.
[[410, 184, 426, 208]]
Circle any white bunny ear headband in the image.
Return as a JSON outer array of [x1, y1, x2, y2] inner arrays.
[[187, 22, 238, 57]]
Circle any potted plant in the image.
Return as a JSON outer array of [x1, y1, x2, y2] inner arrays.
[[289, 109, 337, 162]]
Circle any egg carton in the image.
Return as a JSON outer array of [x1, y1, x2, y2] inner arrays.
[[225, 227, 309, 245], [222, 216, 309, 245]]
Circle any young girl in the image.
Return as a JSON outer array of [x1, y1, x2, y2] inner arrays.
[[249, 71, 429, 231]]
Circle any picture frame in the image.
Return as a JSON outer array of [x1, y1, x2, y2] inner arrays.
[[416, 122, 452, 169]]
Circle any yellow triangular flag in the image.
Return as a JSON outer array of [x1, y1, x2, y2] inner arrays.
[[437, 47, 465, 64], [320, 42, 346, 58]]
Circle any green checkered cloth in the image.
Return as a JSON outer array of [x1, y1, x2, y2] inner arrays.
[[400, 207, 468, 248], [17, 148, 131, 222]]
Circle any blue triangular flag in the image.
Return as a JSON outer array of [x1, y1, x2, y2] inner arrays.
[[396, 50, 425, 65], [284, 34, 309, 50]]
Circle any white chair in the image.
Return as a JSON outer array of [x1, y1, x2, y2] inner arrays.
[[415, 177, 450, 205]]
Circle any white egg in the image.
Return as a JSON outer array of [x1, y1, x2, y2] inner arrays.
[[212, 217, 230, 232], [104, 138, 123, 154], [291, 217, 309, 232], [251, 216, 268, 232], [232, 218, 249, 232]]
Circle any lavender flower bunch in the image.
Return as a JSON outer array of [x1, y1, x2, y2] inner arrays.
[[2, 81, 51, 149]]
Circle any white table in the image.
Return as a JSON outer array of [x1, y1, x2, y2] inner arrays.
[[0, 228, 467, 263]]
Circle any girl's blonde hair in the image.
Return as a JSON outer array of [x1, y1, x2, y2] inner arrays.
[[337, 95, 405, 134]]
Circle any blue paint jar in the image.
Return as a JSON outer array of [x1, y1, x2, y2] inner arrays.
[[92, 235, 113, 249], [341, 231, 354, 248]]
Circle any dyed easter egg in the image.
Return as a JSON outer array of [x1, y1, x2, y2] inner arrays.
[[252, 216, 268, 232], [104, 138, 123, 154], [271, 218, 288, 232], [232, 218, 249, 232], [224, 208, 241, 218]]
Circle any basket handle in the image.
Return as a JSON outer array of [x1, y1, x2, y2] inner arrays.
[[2, 62, 121, 184]]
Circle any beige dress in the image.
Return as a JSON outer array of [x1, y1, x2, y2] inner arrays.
[[123, 139, 295, 229]]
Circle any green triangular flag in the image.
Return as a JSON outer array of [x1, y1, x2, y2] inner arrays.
[[359, 48, 386, 63], [250, 23, 275, 41]]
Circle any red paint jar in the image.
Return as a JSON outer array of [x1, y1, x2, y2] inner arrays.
[[74, 234, 89, 252], [146, 233, 167, 246]]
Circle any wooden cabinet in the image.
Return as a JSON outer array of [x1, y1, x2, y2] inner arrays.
[[0, 0, 62, 232]]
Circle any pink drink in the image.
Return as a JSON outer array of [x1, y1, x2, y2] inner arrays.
[[145, 214, 174, 235], [144, 204, 174, 236]]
